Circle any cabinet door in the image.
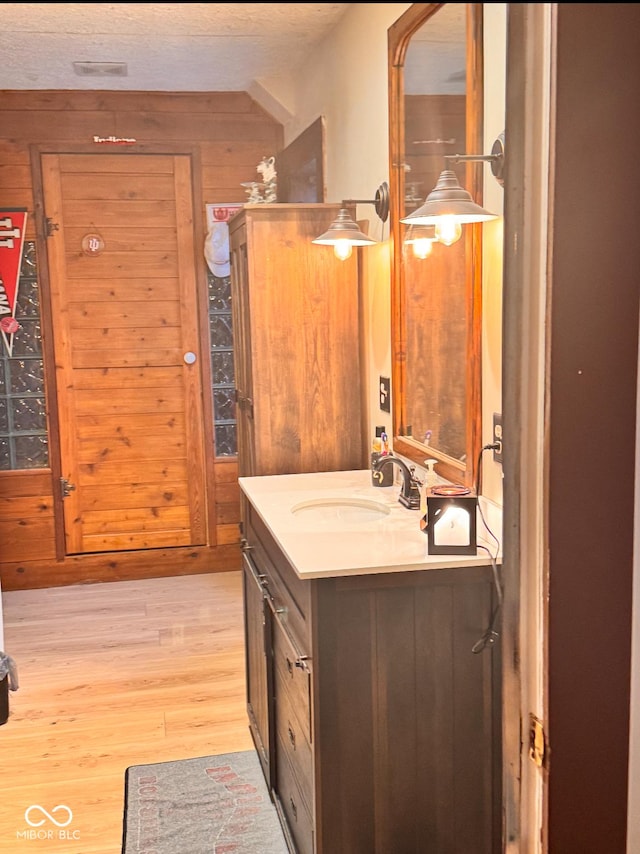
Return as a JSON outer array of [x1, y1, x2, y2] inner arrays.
[[314, 569, 500, 853], [242, 550, 273, 786]]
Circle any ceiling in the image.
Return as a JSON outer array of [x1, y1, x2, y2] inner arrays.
[[0, 3, 352, 92]]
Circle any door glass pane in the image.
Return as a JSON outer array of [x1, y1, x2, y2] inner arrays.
[[208, 269, 237, 457], [206, 205, 241, 459], [0, 240, 49, 470]]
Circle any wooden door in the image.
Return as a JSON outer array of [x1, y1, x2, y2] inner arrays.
[[41, 152, 207, 555]]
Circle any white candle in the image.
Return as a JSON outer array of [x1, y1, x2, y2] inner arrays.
[[433, 506, 471, 547]]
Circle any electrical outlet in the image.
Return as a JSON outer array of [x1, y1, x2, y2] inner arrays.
[[379, 376, 391, 413], [492, 412, 503, 464]]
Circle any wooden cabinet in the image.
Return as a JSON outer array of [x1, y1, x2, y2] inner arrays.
[[241, 499, 502, 854], [229, 204, 365, 478]]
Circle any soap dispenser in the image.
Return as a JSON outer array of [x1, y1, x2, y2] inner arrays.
[[420, 459, 439, 534], [419, 459, 438, 533], [424, 459, 438, 490]]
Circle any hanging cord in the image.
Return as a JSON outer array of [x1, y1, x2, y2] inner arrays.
[[472, 444, 503, 654]]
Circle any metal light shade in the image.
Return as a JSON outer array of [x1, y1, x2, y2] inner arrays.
[[311, 208, 376, 247], [401, 169, 499, 226], [312, 182, 390, 260]]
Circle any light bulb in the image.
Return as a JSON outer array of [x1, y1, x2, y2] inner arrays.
[[434, 216, 463, 246], [333, 239, 353, 261], [411, 237, 435, 260]]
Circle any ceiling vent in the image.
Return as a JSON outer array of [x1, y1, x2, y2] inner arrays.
[[73, 61, 128, 77]]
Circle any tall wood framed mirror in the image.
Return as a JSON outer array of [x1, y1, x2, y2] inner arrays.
[[388, 3, 484, 487]]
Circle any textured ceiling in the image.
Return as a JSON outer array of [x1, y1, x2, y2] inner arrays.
[[0, 3, 352, 91]]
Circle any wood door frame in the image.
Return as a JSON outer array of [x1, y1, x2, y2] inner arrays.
[[30, 142, 217, 559], [504, 5, 640, 851], [501, 7, 549, 848]]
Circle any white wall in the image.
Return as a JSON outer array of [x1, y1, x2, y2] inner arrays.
[[283, 3, 410, 443], [283, 4, 408, 198], [481, 4, 506, 506]]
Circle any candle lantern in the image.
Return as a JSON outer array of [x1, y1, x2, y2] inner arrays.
[[426, 485, 477, 555]]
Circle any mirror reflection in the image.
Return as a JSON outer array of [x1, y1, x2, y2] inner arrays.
[[389, 4, 483, 487]]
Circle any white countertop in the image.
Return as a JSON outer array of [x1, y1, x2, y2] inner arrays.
[[239, 469, 500, 580]]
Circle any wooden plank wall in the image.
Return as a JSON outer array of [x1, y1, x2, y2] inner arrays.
[[0, 90, 283, 590]]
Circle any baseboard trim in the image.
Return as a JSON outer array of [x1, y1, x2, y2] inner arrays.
[[0, 543, 242, 591]]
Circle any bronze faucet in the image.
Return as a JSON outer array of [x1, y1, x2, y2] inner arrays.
[[371, 455, 422, 509]]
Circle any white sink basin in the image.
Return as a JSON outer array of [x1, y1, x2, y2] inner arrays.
[[291, 497, 391, 524]]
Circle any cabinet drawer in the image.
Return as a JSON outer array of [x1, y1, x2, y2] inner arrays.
[[275, 687, 313, 823], [273, 615, 312, 745], [274, 622, 313, 814], [276, 731, 315, 854]]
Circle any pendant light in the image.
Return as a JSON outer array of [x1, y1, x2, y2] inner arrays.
[[401, 132, 505, 246], [313, 182, 390, 260]]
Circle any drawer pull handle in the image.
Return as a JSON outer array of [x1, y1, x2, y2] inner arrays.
[[286, 657, 293, 675], [290, 796, 298, 821], [288, 723, 296, 748]]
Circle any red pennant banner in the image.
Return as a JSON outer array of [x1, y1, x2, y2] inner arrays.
[[0, 208, 27, 357]]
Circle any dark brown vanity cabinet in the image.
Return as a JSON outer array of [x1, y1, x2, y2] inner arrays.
[[241, 499, 502, 854], [242, 548, 274, 787]]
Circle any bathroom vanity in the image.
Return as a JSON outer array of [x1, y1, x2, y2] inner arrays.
[[239, 469, 502, 854]]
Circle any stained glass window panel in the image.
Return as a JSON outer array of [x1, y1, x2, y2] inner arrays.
[[208, 265, 237, 458], [214, 424, 237, 458], [0, 240, 49, 470], [9, 359, 44, 394], [14, 434, 49, 469], [211, 351, 235, 386]]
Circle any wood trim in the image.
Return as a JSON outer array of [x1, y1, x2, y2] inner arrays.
[[173, 154, 207, 544], [41, 153, 83, 551], [0, 543, 241, 591], [0, 90, 261, 112], [190, 148, 221, 548], [29, 148, 65, 558]]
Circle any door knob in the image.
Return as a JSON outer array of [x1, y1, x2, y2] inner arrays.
[[183, 351, 197, 364]]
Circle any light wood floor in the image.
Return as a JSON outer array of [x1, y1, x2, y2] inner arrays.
[[0, 571, 253, 853]]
